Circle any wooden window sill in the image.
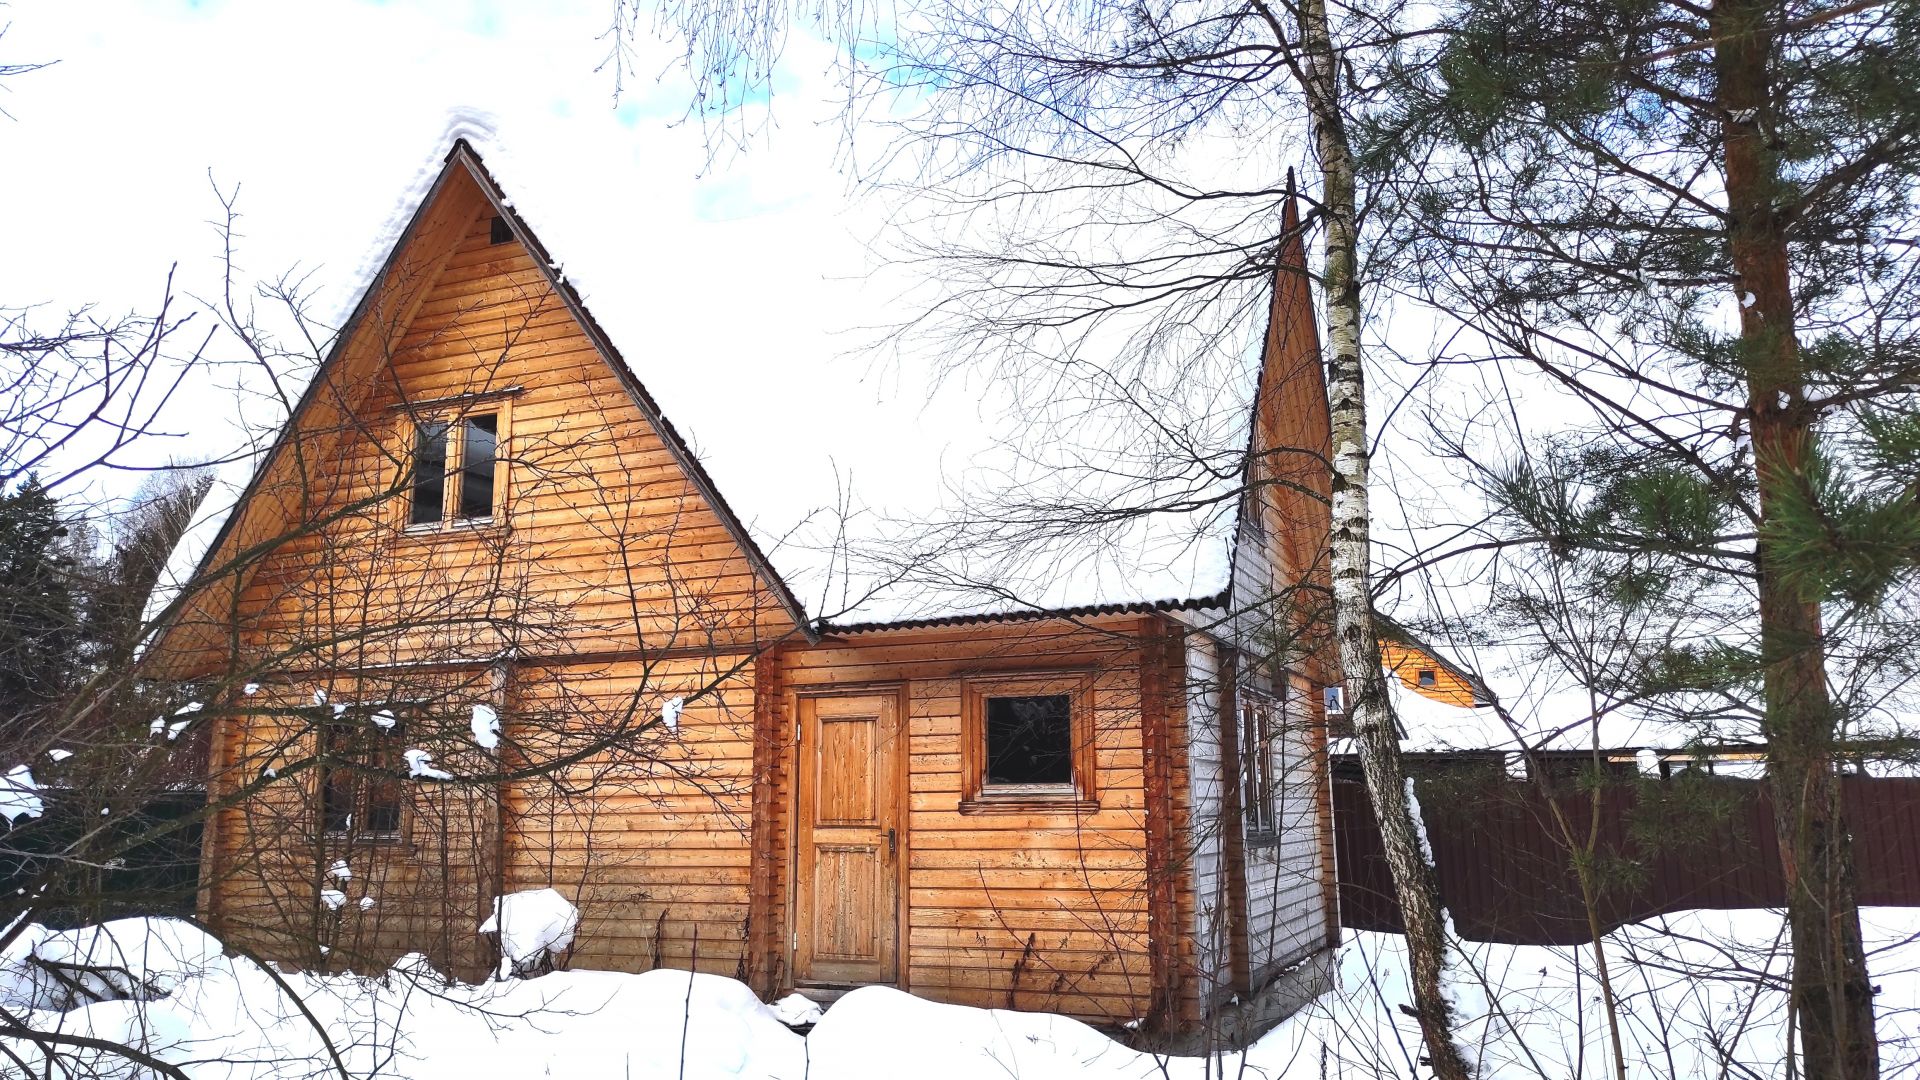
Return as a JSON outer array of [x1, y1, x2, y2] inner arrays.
[[323, 833, 409, 848], [397, 519, 507, 542], [958, 792, 1100, 815]]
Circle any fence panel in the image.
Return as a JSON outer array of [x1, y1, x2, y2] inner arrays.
[[1332, 772, 1920, 945]]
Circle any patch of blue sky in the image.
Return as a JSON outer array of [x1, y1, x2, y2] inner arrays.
[[465, 0, 503, 36], [849, 31, 941, 103], [692, 176, 808, 222]]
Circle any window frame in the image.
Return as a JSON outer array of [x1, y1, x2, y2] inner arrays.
[[1240, 687, 1282, 843], [1322, 683, 1345, 716], [396, 396, 513, 534], [318, 708, 410, 845], [959, 672, 1097, 813]]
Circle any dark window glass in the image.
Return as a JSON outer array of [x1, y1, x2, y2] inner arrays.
[[410, 422, 448, 525], [362, 775, 404, 835], [458, 414, 497, 520], [321, 762, 356, 834], [984, 694, 1073, 785], [321, 716, 403, 839], [1242, 698, 1277, 835], [1417, 669, 1437, 688], [490, 215, 513, 244]]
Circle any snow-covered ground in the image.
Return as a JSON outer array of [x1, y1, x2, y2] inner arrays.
[[1, 909, 1914, 1079]]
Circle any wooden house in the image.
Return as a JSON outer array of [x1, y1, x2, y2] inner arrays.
[[144, 137, 1341, 1038]]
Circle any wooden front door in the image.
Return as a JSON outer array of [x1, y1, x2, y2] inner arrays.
[[793, 692, 903, 986]]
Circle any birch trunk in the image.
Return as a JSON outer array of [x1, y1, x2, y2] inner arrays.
[[1713, 1, 1878, 1074], [1294, 0, 1473, 1075]]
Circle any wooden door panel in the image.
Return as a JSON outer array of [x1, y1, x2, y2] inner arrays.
[[810, 843, 882, 962], [814, 716, 876, 825], [794, 693, 901, 986]]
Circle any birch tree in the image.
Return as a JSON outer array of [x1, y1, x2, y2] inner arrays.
[[632, 1, 1474, 1069]]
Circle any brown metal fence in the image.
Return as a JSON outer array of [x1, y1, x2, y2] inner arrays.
[[1331, 769, 1920, 945]]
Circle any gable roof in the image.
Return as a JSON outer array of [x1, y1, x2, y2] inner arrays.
[[150, 122, 1327, 650], [145, 140, 815, 669]]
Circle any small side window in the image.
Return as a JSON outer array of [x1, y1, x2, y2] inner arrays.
[[1323, 684, 1345, 715], [321, 713, 405, 842], [1241, 696, 1278, 837], [984, 694, 1073, 786], [1417, 669, 1437, 688], [961, 675, 1095, 811]]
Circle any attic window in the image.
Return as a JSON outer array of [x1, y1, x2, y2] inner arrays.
[[458, 414, 498, 519], [1417, 669, 1437, 688], [407, 410, 503, 529], [409, 422, 449, 526], [489, 215, 512, 245]]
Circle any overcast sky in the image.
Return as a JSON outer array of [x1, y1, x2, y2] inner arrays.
[[0, 0, 1631, 733], [1, 0, 912, 495]]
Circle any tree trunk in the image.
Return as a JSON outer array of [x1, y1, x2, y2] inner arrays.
[[1713, 2, 1878, 1075], [1295, 1, 1473, 1076]]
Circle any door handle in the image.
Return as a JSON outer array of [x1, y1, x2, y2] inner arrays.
[[887, 828, 897, 858]]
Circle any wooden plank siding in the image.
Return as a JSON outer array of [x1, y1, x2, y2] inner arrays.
[[774, 617, 1169, 1022], [503, 656, 762, 979], [191, 168, 802, 983], [173, 145, 1340, 1037], [1380, 642, 1481, 707], [1173, 184, 1340, 1013]]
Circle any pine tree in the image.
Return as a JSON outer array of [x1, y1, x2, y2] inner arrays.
[[1380, 1, 1920, 1073], [77, 470, 212, 672], [0, 475, 80, 736]]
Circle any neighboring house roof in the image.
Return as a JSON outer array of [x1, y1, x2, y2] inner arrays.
[[1376, 615, 1497, 706], [150, 115, 1310, 642]]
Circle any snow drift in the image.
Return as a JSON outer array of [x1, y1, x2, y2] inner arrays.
[[0, 909, 1910, 1078]]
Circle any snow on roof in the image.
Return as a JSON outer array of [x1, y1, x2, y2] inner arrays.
[[150, 110, 1257, 634], [1380, 647, 1750, 754]]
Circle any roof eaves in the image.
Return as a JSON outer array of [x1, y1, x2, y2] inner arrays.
[[816, 592, 1229, 636]]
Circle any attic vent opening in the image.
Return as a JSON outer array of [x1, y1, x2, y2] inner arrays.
[[489, 215, 513, 245]]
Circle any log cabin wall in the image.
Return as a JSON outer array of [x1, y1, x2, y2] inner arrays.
[[195, 182, 801, 981], [181, 150, 1329, 1032], [770, 615, 1179, 1025], [503, 654, 763, 979]]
